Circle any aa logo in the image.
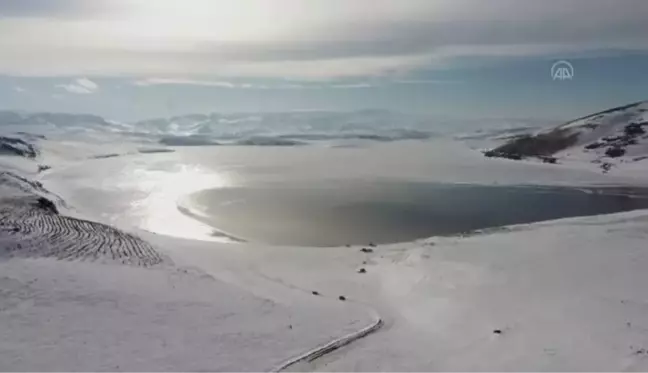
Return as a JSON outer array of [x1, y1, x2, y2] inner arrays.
[[551, 60, 574, 81]]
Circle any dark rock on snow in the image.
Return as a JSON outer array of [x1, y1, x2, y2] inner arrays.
[[36, 197, 59, 214], [0, 136, 39, 158], [605, 147, 626, 158]]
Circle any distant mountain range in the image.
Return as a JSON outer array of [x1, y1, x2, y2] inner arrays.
[[0, 109, 439, 146], [0, 111, 110, 127]]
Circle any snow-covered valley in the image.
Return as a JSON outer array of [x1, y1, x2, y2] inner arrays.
[[3, 105, 648, 371]]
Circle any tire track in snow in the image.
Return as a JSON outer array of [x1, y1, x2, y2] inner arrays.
[[258, 271, 385, 372], [0, 196, 164, 266], [271, 311, 383, 372]]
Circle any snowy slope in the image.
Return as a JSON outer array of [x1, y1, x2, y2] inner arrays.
[[0, 257, 374, 372], [487, 101, 648, 173], [554, 101, 648, 158]]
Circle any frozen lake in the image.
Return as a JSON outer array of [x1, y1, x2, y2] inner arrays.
[[181, 181, 648, 246], [40, 141, 648, 246]]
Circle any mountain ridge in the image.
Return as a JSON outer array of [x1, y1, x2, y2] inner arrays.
[[485, 100, 648, 171]]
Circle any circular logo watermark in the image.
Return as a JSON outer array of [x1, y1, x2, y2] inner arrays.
[[551, 60, 574, 81]]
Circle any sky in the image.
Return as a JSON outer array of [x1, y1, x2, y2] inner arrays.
[[1, 0, 648, 122]]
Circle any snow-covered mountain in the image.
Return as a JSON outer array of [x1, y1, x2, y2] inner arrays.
[[0, 111, 111, 128], [131, 109, 439, 144], [0, 109, 441, 146], [487, 101, 648, 171]]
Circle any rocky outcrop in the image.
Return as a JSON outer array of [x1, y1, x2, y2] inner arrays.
[[482, 129, 577, 162], [0, 136, 39, 158]]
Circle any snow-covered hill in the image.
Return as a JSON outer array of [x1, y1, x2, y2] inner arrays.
[[486, 101, 648, 172], [556, 101, 648, 163]]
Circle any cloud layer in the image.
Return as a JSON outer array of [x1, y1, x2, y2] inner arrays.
[[1, 0, 648, 78], [56, 78, 100, 94]]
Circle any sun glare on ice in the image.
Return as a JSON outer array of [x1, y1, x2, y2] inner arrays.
[[127, 164, 232, 242]]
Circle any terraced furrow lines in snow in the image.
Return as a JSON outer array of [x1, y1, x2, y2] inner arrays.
[[0, 197, 164, 266]]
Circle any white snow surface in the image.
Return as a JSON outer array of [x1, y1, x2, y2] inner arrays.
[[3, 106, 648, 371], [0, 259, 372, 372]]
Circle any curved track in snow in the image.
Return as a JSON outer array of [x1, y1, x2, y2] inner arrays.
[[271, 314, 383, 372], [0, 196, 164, 266]]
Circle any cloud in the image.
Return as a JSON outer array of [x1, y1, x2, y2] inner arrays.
[[330, 83, 374, 89], [134, 78, 237, 88], [5, 0, 644, 78], [134, 78, 282, 89], [135, 78, 385, 89], [392, 79, 461, 85], [0, 0, 118, 19], [13, 86, 27, 93], [56, 77, 99, 94], [134, 78, 317, 89], [135, 78, 460, 90]]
